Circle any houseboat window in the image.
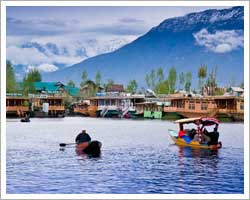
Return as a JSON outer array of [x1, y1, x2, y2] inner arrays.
[[177, 101, 185, 108], [99, 99, 104, 106], [111, 99, 116, 106], [240, 103, 244, 110], [201, 102, 208, 110], [188, 101, 195, 110]]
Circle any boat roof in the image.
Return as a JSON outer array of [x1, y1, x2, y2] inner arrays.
[[174, 117, 219, 126], [174, 117, 201, 124]]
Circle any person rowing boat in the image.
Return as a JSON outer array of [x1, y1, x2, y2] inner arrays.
[[75, 129, 91, 144], [75, 130, 102, 157]]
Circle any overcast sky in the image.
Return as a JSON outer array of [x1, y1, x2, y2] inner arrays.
[[7, 6, 229, 38]]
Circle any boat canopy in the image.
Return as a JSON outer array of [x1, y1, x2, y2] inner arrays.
[[174, 117, 201, 124], [174, 117, 219, 126], [200, 117, 219, 126]]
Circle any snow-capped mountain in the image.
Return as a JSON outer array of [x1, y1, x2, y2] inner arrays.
[[43, 6, 244, 87], [20, 38, 131, 59], [7, 37, 133, 80]]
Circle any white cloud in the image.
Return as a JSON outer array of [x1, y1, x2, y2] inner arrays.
[[193, 28, 243, 53], [6, 43, 86, 67], [7, 46, 48, 65], [37, 63, 59, 72], [26, 64, 58, 73]]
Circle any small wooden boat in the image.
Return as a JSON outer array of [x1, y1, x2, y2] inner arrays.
[[76, 140, 102, 157], [20, 118, 30, 122], [169, 134, 222, 150], [169, 117, 222, 150]]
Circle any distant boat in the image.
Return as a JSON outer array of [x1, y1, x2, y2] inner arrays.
[[20, 117, 30, 122]]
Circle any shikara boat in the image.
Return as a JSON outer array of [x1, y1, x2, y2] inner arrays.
[[75, 140, 102, 157], [169, 117, 222, 150]]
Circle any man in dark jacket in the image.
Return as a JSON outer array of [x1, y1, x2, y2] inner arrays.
[[75, 130, 91, 144]]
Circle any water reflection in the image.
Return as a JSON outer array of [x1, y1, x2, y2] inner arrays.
[[178, 146, 219, 158]]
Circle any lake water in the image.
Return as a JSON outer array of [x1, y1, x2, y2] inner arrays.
[[6, 117, 244, 194]]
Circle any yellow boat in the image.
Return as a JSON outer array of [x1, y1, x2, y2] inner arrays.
[[169, 117, 222, 150]]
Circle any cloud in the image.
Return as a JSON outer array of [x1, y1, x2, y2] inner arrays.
[[7, 46, 48, 65], [7, 17, 79, 36], [26, 64, 59, 73], [7, 15, 147, 37], [118, 17, 144, 23], [193, 28, 243, 53], [7, 44, 84, 67]]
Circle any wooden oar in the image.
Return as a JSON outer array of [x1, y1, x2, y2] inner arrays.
[[59, 143, 76, 147]]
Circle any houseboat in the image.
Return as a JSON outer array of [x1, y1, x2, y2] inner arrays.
[[135, 100, 165, 119], [73, 101, 89, 116], [30, 95, 65, 117], [88, 95, 144, 118], [164, 96, 244, 121], [6, 96, 30, 117]]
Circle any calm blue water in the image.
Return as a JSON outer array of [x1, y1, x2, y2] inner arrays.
[[6, 117, 244, 194]]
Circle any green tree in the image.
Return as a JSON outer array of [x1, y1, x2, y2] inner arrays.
[[95, 70, 101, 86], [206, 66, 217, 95], [126, 80, 138, 93], [185, 72, 192, 92], [168, 66, 177, 94], [150, 69, 156, 89], [6, 62, 16, 93], [104, 79, 114, 91], [67, 80, 75, 87], [198, 65, 207, 93], [157, 67, 164, 83], [145, 74, 151, 88], [155, 79, 169, 94], [23, 69, 42, 94], [179, 72, 185, 90], [80, 70, 88, 87]]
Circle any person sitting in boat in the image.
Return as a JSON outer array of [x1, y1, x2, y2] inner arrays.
[[178, 124, 185, 138], [75, 130, 91, 144], [204, 125, 219, 145], [178, 124, 191, 143], [188, 128, 197, 140], [202, 128, 212, 144]]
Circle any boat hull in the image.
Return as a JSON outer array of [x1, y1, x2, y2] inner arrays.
[[169, 134, 222, 150], [20, 118, 30, 122], [76, 140, 102, 157]]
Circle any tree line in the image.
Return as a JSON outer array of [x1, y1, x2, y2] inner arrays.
[[6, 61, 243, 96]]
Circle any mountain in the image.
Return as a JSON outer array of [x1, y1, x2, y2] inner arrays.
[[43, 6, 244, 88], [10, 38, 132, 80], [20, 38, 131, 59]]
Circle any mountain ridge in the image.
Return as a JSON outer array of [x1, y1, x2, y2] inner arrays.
[[43, 6, 244, 88]]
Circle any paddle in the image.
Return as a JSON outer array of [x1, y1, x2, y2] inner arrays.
[[59, 143, 76, 147]]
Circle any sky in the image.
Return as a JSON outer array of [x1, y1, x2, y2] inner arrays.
[[6, 6, 229, 74]]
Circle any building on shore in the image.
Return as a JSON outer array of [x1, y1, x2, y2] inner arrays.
[[88, 94, 145, 118], [163, 96, 244, 121], [30, 95, 65, 117], [73, 101, 89, 116], [80, 80, 104, 97], [34, 81, 80, 98], [6, 95, 30, 117]]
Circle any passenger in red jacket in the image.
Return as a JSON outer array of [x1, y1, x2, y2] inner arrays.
[[178, 130, 185, 138]]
